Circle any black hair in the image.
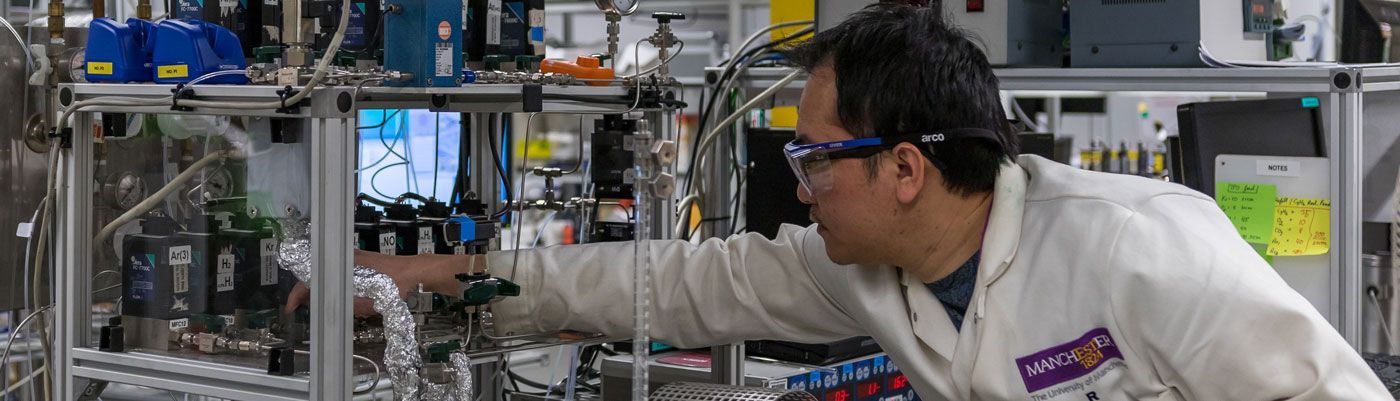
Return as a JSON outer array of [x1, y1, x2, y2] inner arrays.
[[785, 3, 1018, 195]]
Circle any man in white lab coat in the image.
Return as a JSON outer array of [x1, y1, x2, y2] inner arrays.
[[325, 4, 1391, 400]]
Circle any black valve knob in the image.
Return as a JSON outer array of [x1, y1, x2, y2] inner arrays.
[[651, 11, 686, 24]]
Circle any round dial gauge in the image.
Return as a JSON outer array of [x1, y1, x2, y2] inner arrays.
[[593, 0, 638, 16], [109, 173, 147, 211]]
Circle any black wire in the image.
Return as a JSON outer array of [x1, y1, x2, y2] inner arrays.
[[683, 30, 809, 200], [488, 115, 514, 219], [371, 162, 407, 199], [540, 93, 637, 104], [361, 110, 405, 171], [358, 109, 401, 130]]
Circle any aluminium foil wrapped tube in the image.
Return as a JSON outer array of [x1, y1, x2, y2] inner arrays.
[[277, 219, 423, 400]]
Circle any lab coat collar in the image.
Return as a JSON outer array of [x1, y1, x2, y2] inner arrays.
[[977, 159, 1028, 288], [899, 159, 1028, 361]]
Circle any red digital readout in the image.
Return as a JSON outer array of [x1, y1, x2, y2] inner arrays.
[[856, 379, 882, 398], [887, 373, 909, 391], [824, 387, 853, 401], [967, 0, 984, 12]]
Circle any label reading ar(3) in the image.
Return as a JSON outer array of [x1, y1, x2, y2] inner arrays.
[[1256, 159, 1302, 177], [169, 245, 193, 265], [157, 64, 190, 78]]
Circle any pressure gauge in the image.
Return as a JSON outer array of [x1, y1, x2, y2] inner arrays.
[[202, 169, 234, 199], [105, 172, 147, 211], [593, 0, 638, 16]]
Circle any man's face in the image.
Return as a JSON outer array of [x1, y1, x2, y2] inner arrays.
[[794, 67, 898, 265]]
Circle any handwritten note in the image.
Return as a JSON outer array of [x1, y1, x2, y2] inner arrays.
[[1266, 197, 1331, 256], [1215, 182, 1277, 244]]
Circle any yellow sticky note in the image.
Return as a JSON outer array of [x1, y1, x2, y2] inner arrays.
[[1215, 182, 1277, 244], [1266, 197, 1331, 256]]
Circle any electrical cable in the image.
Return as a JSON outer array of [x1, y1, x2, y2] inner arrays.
[[372, 162, 408, 199], [0, 305, 51, 386], [358, 109, 402, 130], [1371, 288, 1397, 354], [358, 110, 405, 173], [1, 363, 43, 396], [358, 193, 396, 207], [398, 113, 421, 195], [680, 71, 801, 238], [722, 20, 813, 68], [487, 115, 514, 219]]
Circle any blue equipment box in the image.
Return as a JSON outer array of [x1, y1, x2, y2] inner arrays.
[[383, 0, 463, 87], [151, 20, 249, 84], [85, 18, 156, 83]]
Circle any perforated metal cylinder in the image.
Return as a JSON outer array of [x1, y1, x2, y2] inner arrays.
[[650, 382, 817, 401]]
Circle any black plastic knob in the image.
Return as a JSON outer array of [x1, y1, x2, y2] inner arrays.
[[651, 11, 686, 23]]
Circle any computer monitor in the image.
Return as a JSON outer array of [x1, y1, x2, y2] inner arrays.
[[746, 128, 812, 238], [1342, 0, 1400, 63], [1176, 97, 1327, 197], [1017, 133, 1055, 160]]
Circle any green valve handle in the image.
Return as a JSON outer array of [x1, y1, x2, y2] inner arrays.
[[515, 55, 543, 72], [426, 340, 462, 363], [253, 46, 283, 64], [484, 54, 510, 71], [461, 277, 520, 306]]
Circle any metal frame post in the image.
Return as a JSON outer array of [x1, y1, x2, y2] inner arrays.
[[1336, 68, 1365, 349], [310, 117, 356, 399], [59, 111, 97, 400]]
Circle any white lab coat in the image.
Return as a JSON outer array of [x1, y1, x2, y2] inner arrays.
[[490, 155, 1390, 400]]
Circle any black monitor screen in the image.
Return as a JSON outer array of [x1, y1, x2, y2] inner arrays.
[[1176, 97, 1326, 197]]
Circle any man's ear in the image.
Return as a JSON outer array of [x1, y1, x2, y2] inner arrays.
[[891, 143, 926, 204]]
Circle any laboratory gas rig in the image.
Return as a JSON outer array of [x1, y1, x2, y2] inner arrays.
[[21, 0, 687, 399]]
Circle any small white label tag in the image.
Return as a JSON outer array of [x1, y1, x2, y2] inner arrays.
[[261, 239, 278, 286], [218, 254, 235, 274], [379, 233, 397, 255], [418, 242, 435, 255], [173, 263, 189, 293], [169, 245, 193, 265], [169, 318, 189, 330], [486, 0, 502, 45], [15, 222, 31, 238], [435, 42, 454, 77], [1256, 160, 1302, 177], [454, 245, 466, 255], [216, 273, 234, 292], [222, 315, 235, 326]]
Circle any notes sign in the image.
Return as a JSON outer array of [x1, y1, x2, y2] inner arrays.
[[1266, 197, 1331, 256], [1215, 182, 1277, 244]]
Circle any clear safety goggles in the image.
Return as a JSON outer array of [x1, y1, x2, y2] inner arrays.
[[783, 128, 1004, 197]]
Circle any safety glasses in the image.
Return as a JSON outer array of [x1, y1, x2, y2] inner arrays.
[[783, 128, 1003, 197]]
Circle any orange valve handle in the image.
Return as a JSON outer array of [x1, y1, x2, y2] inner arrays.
[[540, 56, 615, 87]]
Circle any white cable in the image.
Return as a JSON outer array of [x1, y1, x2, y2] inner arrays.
[[673, 194, 698, 239], [93, 150, 244, 248], [0, 17, 31, 71], [1370, 289, 1397, 354], [1, 363, 44, 396], [689, 71, 800, 202], [725, 20, 812, 66]]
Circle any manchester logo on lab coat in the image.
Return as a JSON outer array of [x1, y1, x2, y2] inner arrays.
[[1015, 328, 1124, 393]]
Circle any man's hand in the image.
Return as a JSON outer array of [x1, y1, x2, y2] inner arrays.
[[284, 250, 485, 315]]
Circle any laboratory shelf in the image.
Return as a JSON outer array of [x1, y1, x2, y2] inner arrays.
[[54, 81, 678, 400]]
